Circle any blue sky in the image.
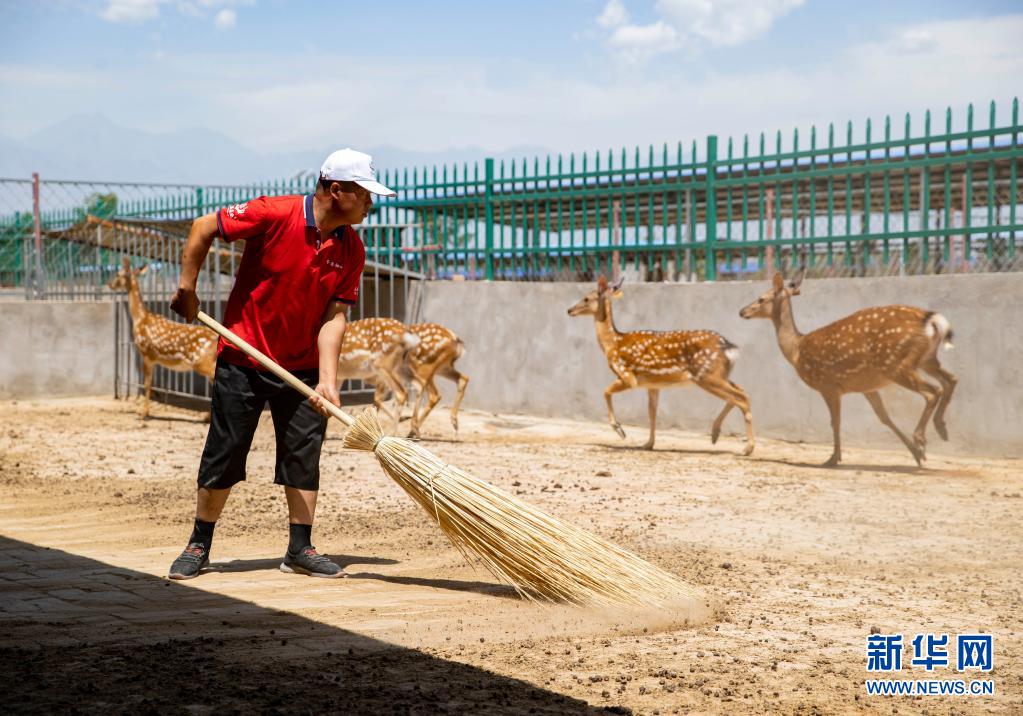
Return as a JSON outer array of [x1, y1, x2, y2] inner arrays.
[[1, 0, 1021, 175]]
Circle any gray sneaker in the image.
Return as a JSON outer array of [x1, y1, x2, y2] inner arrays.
[[280, 547, 347, 579], [169, 543, 210, 580]]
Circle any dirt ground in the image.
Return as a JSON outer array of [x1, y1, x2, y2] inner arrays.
[[0, 396, 1020, 714]]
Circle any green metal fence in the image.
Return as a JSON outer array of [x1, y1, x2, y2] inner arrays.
[[2, 97, 1020, 291], [375, 97, 1021, 281]]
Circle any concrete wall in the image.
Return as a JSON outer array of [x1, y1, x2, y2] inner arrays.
[[418, 274, 1023, 458], [0, 301, 115, 398]]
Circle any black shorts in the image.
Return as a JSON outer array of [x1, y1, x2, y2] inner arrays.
[[197, 358, 327, 491]]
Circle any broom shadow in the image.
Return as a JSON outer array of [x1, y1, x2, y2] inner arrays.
[[347, 571, 521, 600]]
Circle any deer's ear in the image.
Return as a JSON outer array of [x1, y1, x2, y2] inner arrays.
[[789, 266, 806, 294], [597, 275, 608, 291], [610, 274, 625, 292], [772, 272, 784, 290], [136, 265, 149, 276], [121, 256, 131, 271]]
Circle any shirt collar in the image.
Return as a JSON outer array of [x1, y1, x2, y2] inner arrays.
[[304, 194, 316, 229], [305, 194, 349, 240]]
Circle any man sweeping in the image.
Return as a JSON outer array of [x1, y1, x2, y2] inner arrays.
[[167, 149, 396, 580]]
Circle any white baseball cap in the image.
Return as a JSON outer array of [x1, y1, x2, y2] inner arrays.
[[319, 148, 396, 197]]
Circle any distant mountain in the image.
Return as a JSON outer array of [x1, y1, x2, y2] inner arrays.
[[0, 114, 552, 186]]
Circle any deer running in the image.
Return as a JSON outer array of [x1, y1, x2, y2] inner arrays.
[[739, 269, 956, 466], [337, 317, 420, 422], [568, 276, 755, 453], [399, 322, 470, 439], [107, 258, 217, 418]]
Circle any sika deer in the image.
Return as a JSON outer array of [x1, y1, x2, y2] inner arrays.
[[400, 322, 470, 439], [337, 317, 420, 423], [739, 269, 957, 466], [568, 276, 754, 453], [107, 258, 217, 418]]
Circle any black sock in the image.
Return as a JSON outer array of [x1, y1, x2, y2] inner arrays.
[[189, 518, 216, 552], [288, 523, 313, 554]]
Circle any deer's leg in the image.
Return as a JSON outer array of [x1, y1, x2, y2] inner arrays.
[[710, 404, 733, 445], [821, 390, 842, 467], [863, 391, 924, 467], [142, 357, 154, 420], [699, 377, 755, 456], [409, 378, 441, 439], [372, 382, 394, 421], [643, 389, 659, 450], [892, 371, 941, 458], [438, 364, 469, 433], [604, 379, 632, 440], [922, 358, 957, 441]]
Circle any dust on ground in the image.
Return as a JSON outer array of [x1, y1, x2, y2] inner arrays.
[[0, 397, 1020, 714]]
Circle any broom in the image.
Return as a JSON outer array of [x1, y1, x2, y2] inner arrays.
[[197, 311, 702, 608]]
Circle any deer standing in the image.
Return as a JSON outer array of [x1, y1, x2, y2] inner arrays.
[[739, 269, 957, 466], [567, 276, 754, 453], [337, 317, 420, 423], [399, 322, 470, 439], [107, 258, 217, 418]]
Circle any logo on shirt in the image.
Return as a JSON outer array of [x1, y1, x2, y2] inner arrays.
[[225, 202, 248, 219], [326, 259, 343, 270]]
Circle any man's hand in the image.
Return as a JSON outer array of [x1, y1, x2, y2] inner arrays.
[[170, 287, 200, 321], [309, 382, 341, 418]]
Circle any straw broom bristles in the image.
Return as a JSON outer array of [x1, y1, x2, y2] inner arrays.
[[193, 311, 701, 609], [343, 408, 702, 608]]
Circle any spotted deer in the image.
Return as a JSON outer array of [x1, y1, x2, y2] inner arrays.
[[107, 258, 217, 418], [399, 323, 470, 439], [567, 276, 754, 453], [337, 317, 420, 422], [739, 269, 957, 467]]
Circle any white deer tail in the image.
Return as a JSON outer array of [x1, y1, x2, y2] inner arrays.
[[925, 313, 954, 350], [401, 332, 422, 351], [720, 337, 740, 365]]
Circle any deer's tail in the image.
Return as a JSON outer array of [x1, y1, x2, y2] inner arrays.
[[720, 337, 741, 366], [925, 312, 954, 350]]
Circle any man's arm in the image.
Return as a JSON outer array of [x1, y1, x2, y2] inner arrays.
[[170, 213, 219, 321], [309, 300, 348, 417]]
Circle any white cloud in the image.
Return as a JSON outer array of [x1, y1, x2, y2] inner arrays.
[[101, 0, 163, 23], [99, 0, 249, 25], [214, 8, 236, 29], [608, 21, 680, 63], [894, 28, 937, 53], [597, 0, 804, 62], [597, 0, 629, 29], [656, 0, 804, 47]]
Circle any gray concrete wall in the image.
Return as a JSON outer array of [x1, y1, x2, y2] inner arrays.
[[419, 274, 1023, 458], [0, 301, 115, 398]]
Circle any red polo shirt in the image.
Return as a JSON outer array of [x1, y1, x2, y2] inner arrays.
[[215, 194, 365, 371]]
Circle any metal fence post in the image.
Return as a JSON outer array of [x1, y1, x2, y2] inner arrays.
[[705, 136, 718, 281], [484, 158, 495, 281], [31, 172, 45, 298]]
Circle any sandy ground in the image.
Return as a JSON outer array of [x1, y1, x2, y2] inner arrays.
[[0, 396, 1020, 714]]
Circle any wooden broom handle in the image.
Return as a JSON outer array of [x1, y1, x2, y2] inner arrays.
[[196, 310, 354, 427]]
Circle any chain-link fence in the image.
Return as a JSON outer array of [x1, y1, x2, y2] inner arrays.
[[0, 175, 421, 406]]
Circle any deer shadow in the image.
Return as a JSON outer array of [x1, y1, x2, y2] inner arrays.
[[746, 455, 932, 476], [583, 441, 734, 457]]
